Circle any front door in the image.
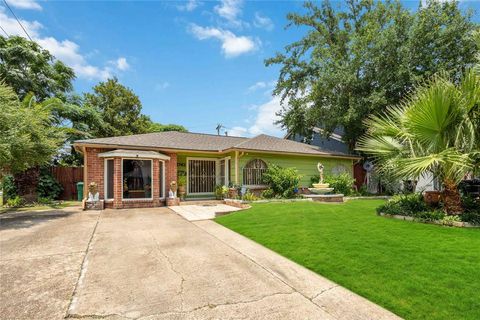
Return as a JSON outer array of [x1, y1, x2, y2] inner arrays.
[[188, 159, 216, 194]]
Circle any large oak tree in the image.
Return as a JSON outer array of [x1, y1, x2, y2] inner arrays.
[[267, 0, 478, 150]]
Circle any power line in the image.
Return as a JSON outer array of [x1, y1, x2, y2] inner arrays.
[[0, 25, 9, 37], [2, 0, 33, 41]]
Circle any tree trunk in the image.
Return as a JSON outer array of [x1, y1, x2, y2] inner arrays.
[[442, 179, 463, 215]]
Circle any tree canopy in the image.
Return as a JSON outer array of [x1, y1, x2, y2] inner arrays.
[[267, 0, 478, 150], [0, 36, 75, 101], [0, 83, 64, 176]]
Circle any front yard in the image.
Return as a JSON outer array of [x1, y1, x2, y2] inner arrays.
[[215, 200, 480, 320]]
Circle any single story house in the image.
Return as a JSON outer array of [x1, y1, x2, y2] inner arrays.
[[73, 131, 360, 209]]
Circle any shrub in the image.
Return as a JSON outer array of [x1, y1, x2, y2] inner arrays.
[[441, 215, 461, 226], [460, 195, 480, 224], [261, 188, 275, 199], [324, 173, 355, 196], [242, 191, 258, 201], [6, 195, 24, 207], [377, 193, 428, 216], [215, 185, 229, 200], [262, 164, 301, 198], [37, 170, 63, 200], [1, 175, 17, 200], [461, 211, 480, 225]]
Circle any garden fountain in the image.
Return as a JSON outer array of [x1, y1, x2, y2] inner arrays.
[[304, 163, 344, 202], [308, 163, 334, 194]]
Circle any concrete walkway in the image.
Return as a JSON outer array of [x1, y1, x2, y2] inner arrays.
[[170, 204, 242, 221], [0, 207, 401, 320]]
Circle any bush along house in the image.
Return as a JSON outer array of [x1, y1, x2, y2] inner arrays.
[[73, 131, 360, 209]]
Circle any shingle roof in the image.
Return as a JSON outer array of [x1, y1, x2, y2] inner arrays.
[[74, 131, 357, 158], [231, 134, 350, 156], [75, 131, 247, 152]]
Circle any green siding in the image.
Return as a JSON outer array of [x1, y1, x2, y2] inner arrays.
[[238, 153, 353, 187], [176, 151, 353, 192]]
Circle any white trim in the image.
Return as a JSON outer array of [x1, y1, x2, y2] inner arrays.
[[159, 160, 166, 199], [98, 149, 170, 160], [104, 158, 114, 200], [121, 158, 154, 201]]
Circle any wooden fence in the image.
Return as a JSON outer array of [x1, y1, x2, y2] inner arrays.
[[50, 167, 84, 200]]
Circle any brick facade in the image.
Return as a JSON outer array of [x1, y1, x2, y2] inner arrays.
[[84, 147, 175, 209]]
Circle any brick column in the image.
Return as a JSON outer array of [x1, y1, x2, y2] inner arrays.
[[152, 159, 160, 206], [113, 157, 122, 209], [85, 147, 106, 199], [165, 153, 177, 195]]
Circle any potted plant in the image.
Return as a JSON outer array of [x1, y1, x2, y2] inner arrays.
[[178, 176, 187, 199]]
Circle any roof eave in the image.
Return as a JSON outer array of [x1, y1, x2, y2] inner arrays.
[[225, 147, 361, 160]]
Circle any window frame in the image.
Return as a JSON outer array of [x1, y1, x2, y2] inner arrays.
[[104, 158, 114, 201], [121, 158, 154, 201], [242, 158, 268, 187], [159, 160, 165, 199]]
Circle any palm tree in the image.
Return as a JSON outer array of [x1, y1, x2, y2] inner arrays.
[[357, 69, 479, 214]]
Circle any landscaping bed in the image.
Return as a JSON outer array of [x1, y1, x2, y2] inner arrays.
[[216, 200, 480, 320]]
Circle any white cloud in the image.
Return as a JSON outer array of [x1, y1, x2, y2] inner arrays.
[[37, 37, 112, 80], [177, 0, 200, 12], [231, 96, 285, 137], [253, 12, 274, 31], [247, 80, 275, 93], [248, 96, 284, 136], [189, 24, 258, 57], [154, 81, 170, 91], [1, 8, 121, 81], [228, 126, 248, 137], [214, 0, 243, 27], [114, 57, 129, 71], [0, 7, 42, 37], [247, 81, 267, 92], [7, 0, 42, 11]]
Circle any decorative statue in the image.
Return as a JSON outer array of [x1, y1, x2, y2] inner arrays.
[[87, 182, 99, 202], [169, 181, 177, 198], [317, 162, 325, 184]]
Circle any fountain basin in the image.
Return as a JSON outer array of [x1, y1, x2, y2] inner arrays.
[[308, 187, 334, 195], [312, 183, 330, 189]]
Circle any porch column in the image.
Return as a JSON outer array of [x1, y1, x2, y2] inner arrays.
[[152, 159, 160, 206], [165, 153, 177, 195], [113, 157, 122, 209]]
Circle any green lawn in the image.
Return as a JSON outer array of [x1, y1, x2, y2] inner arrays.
[[0, 200, 80, 214], [215, 200, 480, 320]]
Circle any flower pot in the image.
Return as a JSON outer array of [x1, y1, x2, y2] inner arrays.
[[423, 191, 441, 206], [178, 185, 186, 199]]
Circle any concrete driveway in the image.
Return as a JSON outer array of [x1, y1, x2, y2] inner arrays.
[[0, 207, 400, 320]]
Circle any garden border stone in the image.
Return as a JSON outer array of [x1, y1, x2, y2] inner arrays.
[[378, 212, 479, 228]]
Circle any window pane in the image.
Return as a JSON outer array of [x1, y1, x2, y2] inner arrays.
[[106, 159, 114, 199], [123, 159, 152, 199], [159, 161, 164, 198]]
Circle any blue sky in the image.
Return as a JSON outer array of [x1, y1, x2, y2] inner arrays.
[[1, 0, 479, 137]]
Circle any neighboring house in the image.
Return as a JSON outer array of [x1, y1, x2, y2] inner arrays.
[[285, 127, 366, 188], [74, 131, 359, 209], [285, 127, 349, 155]]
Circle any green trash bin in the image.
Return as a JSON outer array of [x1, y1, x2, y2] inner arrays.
[[76, 182, 84, 201]]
